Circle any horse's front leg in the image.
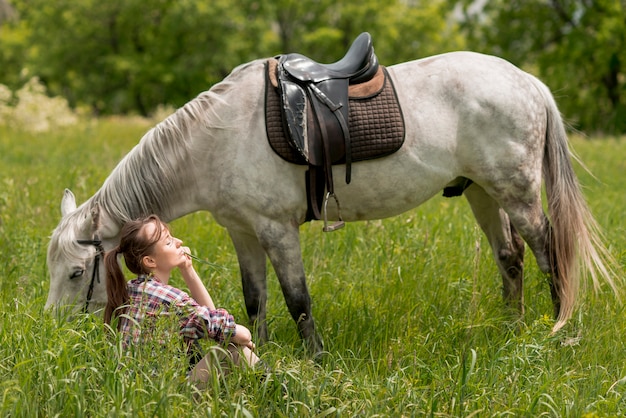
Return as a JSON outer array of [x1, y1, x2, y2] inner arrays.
[[257, 220, 324, 357], [228, 229, 269, 344]]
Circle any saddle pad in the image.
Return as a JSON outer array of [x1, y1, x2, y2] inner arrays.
[[265, 60, 405, 165]]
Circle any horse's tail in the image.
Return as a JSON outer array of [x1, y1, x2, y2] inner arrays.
[[533, 76, 619, 332]]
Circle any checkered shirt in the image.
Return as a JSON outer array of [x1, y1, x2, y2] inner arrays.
[[118, 276, 237, 349]]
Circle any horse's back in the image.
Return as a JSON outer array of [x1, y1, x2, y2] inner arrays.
[[388, 51, 543, 115], [389, 51, 527, 82], [387, 51, 547, 183]]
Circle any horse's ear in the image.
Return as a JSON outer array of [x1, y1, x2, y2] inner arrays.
[[90, 203, 101, 235], [61, 189, 77, 217]]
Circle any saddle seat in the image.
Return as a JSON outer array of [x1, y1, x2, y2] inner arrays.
[[281, 32, 379, 84]]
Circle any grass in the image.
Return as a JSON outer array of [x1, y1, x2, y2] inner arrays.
[[1, 119, 625, 416]]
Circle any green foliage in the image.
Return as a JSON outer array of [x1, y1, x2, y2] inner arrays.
[[266, 0, 466, 62], [0, 17, 28, 91], [9, 0, 277, 115], [1, 0, 465, 117], [1, 119, 626, 415], [2, 0, 626, 131]]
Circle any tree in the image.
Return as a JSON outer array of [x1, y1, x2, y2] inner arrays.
[[11, 0, 276, 115], [6, 0, 466, 116], [0, 0, 26, 93], [0, 0, 15, 23], [265, 0, 466, 66]]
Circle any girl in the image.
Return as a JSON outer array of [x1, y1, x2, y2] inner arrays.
[[104, 215, 262, 387]]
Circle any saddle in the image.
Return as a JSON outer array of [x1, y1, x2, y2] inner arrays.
[[267, 33, 405, 231]]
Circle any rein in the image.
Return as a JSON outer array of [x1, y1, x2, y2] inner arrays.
[[77, 236, 104, 313]]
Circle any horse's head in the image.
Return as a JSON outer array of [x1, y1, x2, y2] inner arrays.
[[45, 189, 120, 313]]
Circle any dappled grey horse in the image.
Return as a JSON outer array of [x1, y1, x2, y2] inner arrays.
[[46, 41, 616, 355]]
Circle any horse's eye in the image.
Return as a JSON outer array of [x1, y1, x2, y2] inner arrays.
[[70, 269, 85, 279]]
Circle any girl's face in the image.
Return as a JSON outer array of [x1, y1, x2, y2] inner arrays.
[[142, 221, 186, 275]]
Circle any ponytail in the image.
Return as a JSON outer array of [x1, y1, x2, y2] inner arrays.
[[103, 215, 164, 329], [103, 247, 129, 329]]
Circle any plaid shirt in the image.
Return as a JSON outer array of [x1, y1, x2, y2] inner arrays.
[[119, 275, 237, 349]]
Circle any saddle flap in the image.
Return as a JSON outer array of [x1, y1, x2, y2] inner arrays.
[[278, 78, 309, 161]]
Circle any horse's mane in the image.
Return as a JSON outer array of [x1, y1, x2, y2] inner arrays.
[[49, 92, 224, 264], [91, 61, 263, 223], [93, 88, 233, 223], [49, 60, 261, 264]]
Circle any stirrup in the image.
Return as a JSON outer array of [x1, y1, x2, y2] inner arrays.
[[322, 192, 345, 232]]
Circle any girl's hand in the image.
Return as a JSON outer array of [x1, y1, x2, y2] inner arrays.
[[180, 246, 194, 270], [232, 324, 255, 350], [178, 249, 216, 309]]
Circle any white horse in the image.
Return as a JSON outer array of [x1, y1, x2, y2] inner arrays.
[[46, 51, 616, 355]]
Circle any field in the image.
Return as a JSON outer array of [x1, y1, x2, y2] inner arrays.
[[1, 119, 625, 417]]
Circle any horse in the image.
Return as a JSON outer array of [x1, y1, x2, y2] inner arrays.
[[45, 50, 617, 356]]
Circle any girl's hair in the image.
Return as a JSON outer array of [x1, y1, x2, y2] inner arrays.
[[103, 215, 166, 327]]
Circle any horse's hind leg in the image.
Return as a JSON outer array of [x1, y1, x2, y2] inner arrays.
[[228, 229, 269, 344], [472, 181, 561, 323], [496, 198, 557, 318], [464, 184, 526, 317]]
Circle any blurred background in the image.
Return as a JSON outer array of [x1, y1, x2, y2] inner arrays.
[[0, 0, 624, 134]]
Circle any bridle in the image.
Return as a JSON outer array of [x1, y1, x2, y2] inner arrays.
[[77, 235, 105, 313]]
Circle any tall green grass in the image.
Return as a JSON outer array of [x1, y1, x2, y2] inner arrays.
[[1, 120, 625, 416]]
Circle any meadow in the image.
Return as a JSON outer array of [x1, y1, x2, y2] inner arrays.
[[0, 118, 625, 417]]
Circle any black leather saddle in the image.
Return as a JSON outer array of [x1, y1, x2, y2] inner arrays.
[[276, 32, 380, 231]]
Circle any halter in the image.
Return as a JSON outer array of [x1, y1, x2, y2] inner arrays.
[[76, 235, 104, 313]]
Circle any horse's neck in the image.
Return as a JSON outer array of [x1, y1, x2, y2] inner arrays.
[[86, 184, 200, 244], [86, 66, 265, 233], [95, 175, 198, 220], [90, 136, 204, 231]]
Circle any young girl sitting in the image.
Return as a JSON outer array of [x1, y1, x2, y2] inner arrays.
[[103, 214, 262, 387]]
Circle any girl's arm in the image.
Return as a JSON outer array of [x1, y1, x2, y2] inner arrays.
[[178, 248, 254, 350], [179, 248, 216, 310]]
